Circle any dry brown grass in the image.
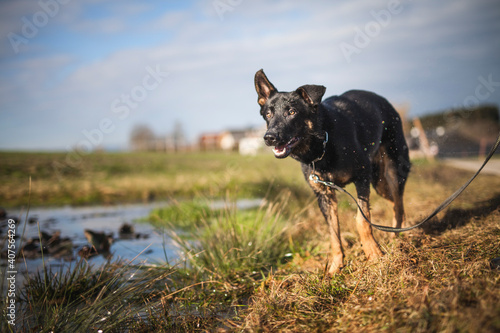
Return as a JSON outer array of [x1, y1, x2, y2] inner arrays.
[[237, 162, 500, 333], [231, 160, 500, 332], [240, 209, 500, 332]]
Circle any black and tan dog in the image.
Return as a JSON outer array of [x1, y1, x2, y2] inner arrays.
[[254, 69, 410, 274]]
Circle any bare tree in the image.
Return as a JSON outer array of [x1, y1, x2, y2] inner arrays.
[[130, 124, 155, 151], [172, 120, 185, 152]]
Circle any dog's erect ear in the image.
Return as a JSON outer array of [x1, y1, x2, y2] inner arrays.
[[296, 85, 326, 107], [255, 69, 277, 106]]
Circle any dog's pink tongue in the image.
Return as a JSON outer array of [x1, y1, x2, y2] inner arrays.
[[273, 145, 288, 157]]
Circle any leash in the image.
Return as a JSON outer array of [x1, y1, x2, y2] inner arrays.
[[311, 131, 329, 164], [309, 131, 500, 233]]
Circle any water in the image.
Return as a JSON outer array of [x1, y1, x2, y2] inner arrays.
[[2, 199, 264, 277], [2, 203, 177, 278]]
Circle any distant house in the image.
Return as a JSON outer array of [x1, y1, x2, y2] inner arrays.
[[239, 127, 266, 155], [239, 136, 264, 156], [198, 126, 266, 154], [220, 130, 247, 151], [199, 133, 223, 151]]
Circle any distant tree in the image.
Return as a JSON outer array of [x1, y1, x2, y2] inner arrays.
[[172, 120, 185, 151], [420, 104, 499, 129], [130, 124, 155, 151]]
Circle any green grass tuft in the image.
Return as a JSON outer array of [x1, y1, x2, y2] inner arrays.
[[148, 200, 216, 231], [166, 196, 297, 280]]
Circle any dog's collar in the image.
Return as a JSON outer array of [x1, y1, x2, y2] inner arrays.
[[311, 131, 328, 164]]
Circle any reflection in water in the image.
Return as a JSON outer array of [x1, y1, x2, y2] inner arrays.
[[1, 203, 178, 278]]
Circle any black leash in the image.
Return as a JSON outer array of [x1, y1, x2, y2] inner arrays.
[[310, 132, 500, 233]]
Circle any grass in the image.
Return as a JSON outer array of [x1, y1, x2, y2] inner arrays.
[[0, 151, 306, 207], [168, 194, 296, 280], [1, 151, 500, 332], [148, 200, 217, 230], [243, 212, 500, 332], [18, 260, 175, 332]]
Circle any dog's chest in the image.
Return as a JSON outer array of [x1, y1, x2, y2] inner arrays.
[[307, 167, 353, 190], [324, 170, 352, 187]]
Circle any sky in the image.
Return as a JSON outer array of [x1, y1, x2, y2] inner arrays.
[[0, 0, 499, 151]]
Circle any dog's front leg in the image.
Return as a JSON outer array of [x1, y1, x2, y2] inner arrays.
[[355, 181, 383, 260], [313, 185, 345, 274]]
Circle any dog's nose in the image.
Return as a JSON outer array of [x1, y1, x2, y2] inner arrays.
[[264, 132, 278, 146]]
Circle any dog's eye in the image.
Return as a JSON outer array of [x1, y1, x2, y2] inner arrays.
[[288, 108, 296, 116], [265, 111, 273, 119]]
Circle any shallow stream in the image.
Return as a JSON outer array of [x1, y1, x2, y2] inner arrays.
[[2, 203, 174, 277], [1, 199, 263, 278]]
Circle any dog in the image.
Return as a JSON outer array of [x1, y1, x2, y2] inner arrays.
[[254, 69, 410, 274]]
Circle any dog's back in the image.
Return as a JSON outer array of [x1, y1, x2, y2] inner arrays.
[[321, 90, 410, 193]]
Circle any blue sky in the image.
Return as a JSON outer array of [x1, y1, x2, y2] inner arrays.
[[1, 0, 499, 151]]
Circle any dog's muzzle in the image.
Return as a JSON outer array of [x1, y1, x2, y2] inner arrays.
[[263, 132, 278, 147], [264, 132, 300, 159]]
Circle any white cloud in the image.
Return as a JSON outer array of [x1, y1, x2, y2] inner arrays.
[[72, 16, 127, 34]]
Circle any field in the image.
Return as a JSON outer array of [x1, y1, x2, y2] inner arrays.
[[1, 151, 500, 332], [0, 151, 305, 207]]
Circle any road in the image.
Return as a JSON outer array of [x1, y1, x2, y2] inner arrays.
[[443, 158, 500, 176]]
